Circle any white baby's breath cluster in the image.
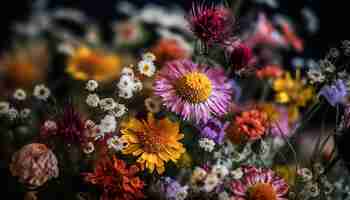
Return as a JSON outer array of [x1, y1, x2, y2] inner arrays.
[[0, 100, 31, 121], [190, 164, 228, 193], [198, 138, 216, 152], [95, 114, 117, 140], [84, 80, 128, 118], [107, 135, 128, 152], [117, 66, 143, 99]]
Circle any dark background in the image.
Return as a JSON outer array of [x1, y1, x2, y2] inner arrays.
[[0, 0, 344, 59]]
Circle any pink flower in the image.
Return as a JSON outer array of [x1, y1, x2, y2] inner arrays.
[[10, 143, 59, 189], [154, 59, 232, 124], [231, 166, 289, 200]]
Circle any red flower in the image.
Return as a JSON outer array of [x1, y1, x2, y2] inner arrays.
[[56, 106, 87, 144], [256, 65, 283, 79], [227, 109, 268, 144], [83, 155, 145, 200], [188, 3, 235, 47], [226, 42, 254, 71]]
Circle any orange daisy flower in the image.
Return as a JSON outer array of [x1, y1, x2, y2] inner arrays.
[[121, 113, 186, 174]]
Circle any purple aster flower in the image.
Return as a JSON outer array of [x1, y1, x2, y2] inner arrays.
[[154, 59, 233, 124], [319, 79, 347, 107], [155, 177, 188, 200], [198, 118, 229, 144]]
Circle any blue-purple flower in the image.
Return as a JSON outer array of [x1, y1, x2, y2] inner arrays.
[[198, 118, 229, 144], [156, 177, 189, 200], [319, 79, 347, 107]]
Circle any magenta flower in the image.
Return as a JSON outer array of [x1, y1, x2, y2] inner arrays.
[[188, 3, 235, 47], [231, 166, 289, 200], [154, 59, 232, 124]]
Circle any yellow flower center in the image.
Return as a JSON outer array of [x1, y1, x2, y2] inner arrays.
[[137, 128, 165, 153], [176, 72, 212, 104], [248, 183, 277, 200]]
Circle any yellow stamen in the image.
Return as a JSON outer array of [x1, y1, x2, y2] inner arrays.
[[176, 72, 212, 104]]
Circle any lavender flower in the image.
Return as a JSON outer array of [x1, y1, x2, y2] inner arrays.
[[155, 177, 189, 200], [319, 79, 347, 107], [198, 118, 229, 144]]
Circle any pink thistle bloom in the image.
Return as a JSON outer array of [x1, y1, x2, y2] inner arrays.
[[231, 166, 289, 200], [188, 3, 235, 47], [154, 59, 233, 124]]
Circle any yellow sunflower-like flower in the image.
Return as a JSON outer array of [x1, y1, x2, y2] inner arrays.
[[66, 46, 122, 81], [120, 114, 186, 174], [273, 69, 314, 122]]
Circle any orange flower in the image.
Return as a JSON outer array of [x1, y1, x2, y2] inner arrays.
[[0, 42, 49, 87], [84, 155, 144, 200], [227, 109, 268, 144], [256, 65, 283, 79], [151, 38, 190, 67], [67, 46, 122, 81]]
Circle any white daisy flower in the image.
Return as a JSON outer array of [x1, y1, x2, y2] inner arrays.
[[211, 164, 229, 179], [118, 88, 134, 99], [86, 80, 99, 92], [132, 79, 143, 91], [117, 75, 135, 91], [99, 98, 116, 111], [13, 89, 27, 101], [33, 84, 51, 101], [138, 59, 156, 77], [20, 108, 31, 119], [0, 101, 10, 115], [198, 138, 215, 152], [109, 103, 127, 118], [86, 93, 100, 107], [83, 142, 95, 154], [98, 115, 117, 135], [107, 135, 128, 152], [203, 173, 220, 192], [121, 67, 135, 78], [142, 52, 156, 62]]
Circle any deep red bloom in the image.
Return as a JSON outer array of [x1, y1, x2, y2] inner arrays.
[[226, 43, 254, 71], [188, 3, 235, 46], [83, 155, 145, 200], [56, 106, 87, 144]]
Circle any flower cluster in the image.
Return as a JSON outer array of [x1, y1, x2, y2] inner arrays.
[[1, 1, 348, 200]]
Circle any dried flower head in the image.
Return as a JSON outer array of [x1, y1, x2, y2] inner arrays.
[[10, 143, 59, 189]]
